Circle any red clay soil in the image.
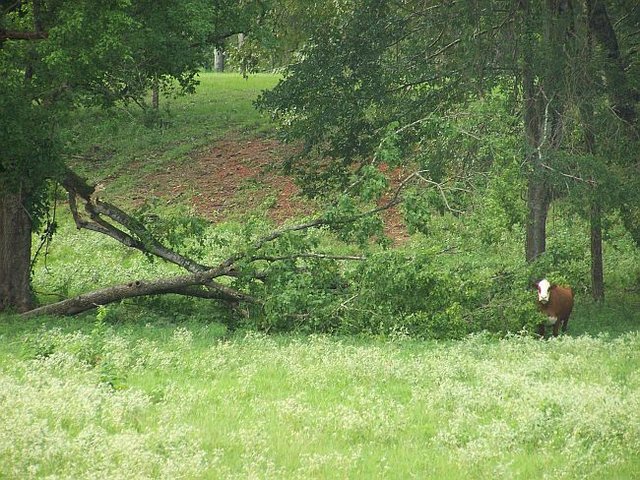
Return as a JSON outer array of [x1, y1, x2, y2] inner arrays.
[[138, 137, 409, 241]]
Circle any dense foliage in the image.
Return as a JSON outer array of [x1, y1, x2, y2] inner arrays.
[[258, 0, 640, 278], [2, 1, 639, 338]]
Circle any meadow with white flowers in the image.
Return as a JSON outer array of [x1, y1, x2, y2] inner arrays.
[[1, 316, 639, 479]]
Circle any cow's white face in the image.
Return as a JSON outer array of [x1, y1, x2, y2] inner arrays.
[[537, 279, 551, 304]]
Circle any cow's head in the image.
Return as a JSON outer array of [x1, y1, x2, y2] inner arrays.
[[537, 279, 552, 304]]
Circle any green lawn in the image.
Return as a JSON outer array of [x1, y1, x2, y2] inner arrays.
[[0, 317, 638, 479]]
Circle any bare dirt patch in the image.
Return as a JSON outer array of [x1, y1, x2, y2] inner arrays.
[[136, 137, 310, 222], [136, 136, 408, 241]]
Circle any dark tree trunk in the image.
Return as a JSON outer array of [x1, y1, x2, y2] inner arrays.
[[590, 200, 604, 302], [0, 189, 35, 312], [581, 97, 605, 302], [586, 0, 637, 124], [521, 0, 571, 263], [152, 78, 160, 110], [522, 30, 550, 262], [584, 1, 635, 301], [525, 179, 551, 262], [522, 24, 545, 261]]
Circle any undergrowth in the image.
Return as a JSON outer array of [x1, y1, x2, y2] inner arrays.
[[31, 199, 640, 339]]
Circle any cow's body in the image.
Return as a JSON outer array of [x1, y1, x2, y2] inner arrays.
[[536, 279, 575, 338]]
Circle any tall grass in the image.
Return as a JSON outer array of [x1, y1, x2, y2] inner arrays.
[[1, 318, 639, 479]]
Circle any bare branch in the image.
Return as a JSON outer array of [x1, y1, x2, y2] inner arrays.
[[251, 171, 418, 253], [415, 172, 465, 214], [62, 170, 209, 274], [540, 163, 596, 185], [0, 30, 48, 41], [93, 199, 209, 273], [251, 253, 365, 262]]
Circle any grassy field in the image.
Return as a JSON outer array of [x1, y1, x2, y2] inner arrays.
[[2, 72, 640, 478], [65, 73, 279, 197], [1, 317, 639, 479]]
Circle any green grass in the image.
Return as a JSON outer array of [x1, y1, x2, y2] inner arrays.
[[571, 293, 640, 338], [0, 317, 639, 479], [64, 72, 279, 197]]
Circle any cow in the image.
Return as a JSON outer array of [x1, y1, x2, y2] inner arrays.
[[535, 279, 575, 338]]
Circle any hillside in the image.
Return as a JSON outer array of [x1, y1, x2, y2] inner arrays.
[[66, 72, 407, 239]]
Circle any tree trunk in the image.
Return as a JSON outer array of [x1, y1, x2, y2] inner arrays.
[[238, 33, 246, 76], [522, 30, 549, 262], [586, 0, 636, 124], [581, 96, 605, 302], [214, 49, 225, 72], [525, 178, 550, 262], [0, 189, 35, 312], [584, 1, 633, 300], [521, 0, 570, 263], [151, 77, 160, 110], [590, 199, 604, 302]]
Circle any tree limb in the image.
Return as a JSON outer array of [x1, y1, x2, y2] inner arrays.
[[251, 253, 365, 262], [0, 30, 48, 42], [25, 167, 418, 317], [22, 267, 258, 318], [62, 169, 209, 273]]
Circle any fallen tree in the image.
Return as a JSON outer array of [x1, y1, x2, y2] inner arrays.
[[22, 168, 421, 318]]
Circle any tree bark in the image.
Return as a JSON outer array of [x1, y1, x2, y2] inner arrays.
[[584, 0, 640, 300], [525, 178, 550, 262], [21, 267, 254, 318], [151, 77, 160, 110], [586, 0, 637, 124], [0, 189, 35, 312], [521, 0, 571, 262], [590, 199, 604, 302], [581, 91, 605, 302], [0, 30, 48, 41], [522, 28, 550, 262], [585, 4, 637, 295], [214, 49, 225, 72]]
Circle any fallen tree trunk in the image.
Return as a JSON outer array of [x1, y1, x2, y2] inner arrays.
[[22, 169, 422, 317], [22, 268, 255, 318]]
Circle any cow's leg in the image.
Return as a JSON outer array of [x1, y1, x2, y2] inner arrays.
[[538, 323, 546, 339], [552, 318, 560, 337], [561, 318, 569, 333]]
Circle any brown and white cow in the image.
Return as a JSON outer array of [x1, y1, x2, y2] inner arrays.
[[536, 279, 575, 338]]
